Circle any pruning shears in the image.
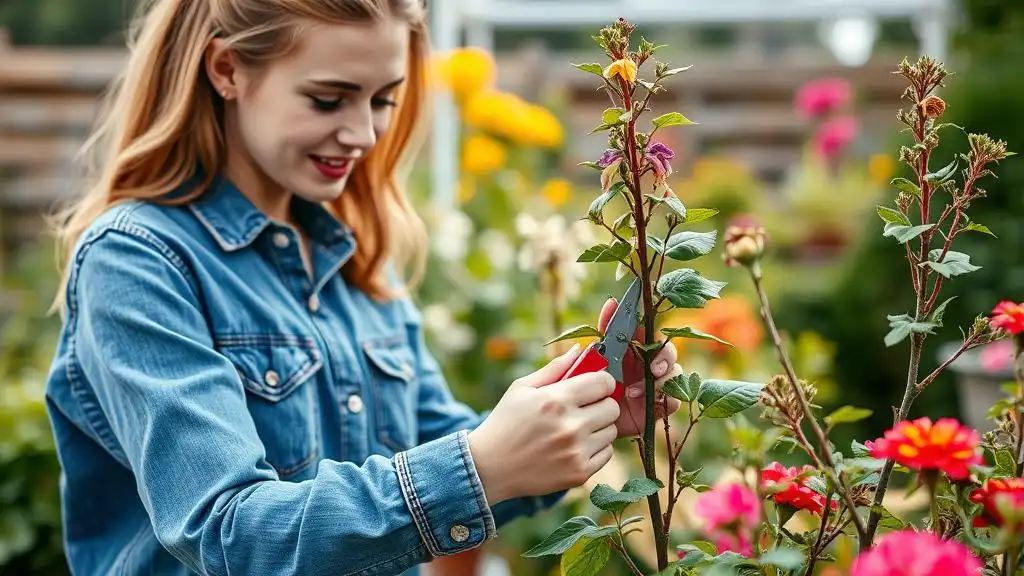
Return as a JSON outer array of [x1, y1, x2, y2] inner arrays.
[[556, 278, 642, 402]]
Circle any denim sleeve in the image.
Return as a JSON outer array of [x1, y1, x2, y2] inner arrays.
[[68, 226, 496, 576], [399, 298, 567, 526]]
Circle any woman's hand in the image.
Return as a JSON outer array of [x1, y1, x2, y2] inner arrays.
[[597, 297, 683, 437], [468, 346, 621, 505]]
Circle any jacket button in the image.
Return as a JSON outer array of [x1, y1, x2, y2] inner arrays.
[[272, 232, 290, 249], [347, 394, 363, 413], [450, 524, 470, 543], [308, 294, 320, 313], [264, 370, 280, 388]]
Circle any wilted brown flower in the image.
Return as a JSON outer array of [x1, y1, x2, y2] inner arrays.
[[919, 95, 946, 120]]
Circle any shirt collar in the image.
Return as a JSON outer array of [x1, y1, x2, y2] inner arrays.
[[188, 174, 353, 252]]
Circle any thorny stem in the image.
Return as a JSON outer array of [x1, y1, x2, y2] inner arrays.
[[749, 265, 868, 539], [866, 78, 937, 548], [619, 74, 669, 571]]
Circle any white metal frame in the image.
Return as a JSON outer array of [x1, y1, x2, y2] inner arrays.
[[429, 0, 952, 209]]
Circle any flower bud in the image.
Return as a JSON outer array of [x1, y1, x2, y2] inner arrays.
[[919, 95, 946, 120], [723, 224, 767, 268]]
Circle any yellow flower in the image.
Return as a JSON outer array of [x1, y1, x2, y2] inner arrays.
[[461, 134, 506, 175], [868, 153, 895, 186], [541, 178, 573, 207], [604, 58, 637, 84], [432, 47, 496, 102], [463, 89, 564, 149]]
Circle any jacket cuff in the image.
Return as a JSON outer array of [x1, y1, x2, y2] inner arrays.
[[394, 430, 497, 557]]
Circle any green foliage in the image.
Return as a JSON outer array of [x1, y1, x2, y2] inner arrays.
[[0, 242, 66, 574]]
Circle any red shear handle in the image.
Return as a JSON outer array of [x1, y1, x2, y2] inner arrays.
[[557, 342, 625, 401]]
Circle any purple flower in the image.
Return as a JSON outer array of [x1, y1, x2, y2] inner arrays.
[[645, 141, 675, 181], [597, 149, 623, 168]]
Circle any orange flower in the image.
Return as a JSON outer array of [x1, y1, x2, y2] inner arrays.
[[990, 301, 1024, 335], [969, 478, 1024, 529], [484, 336, 517, 361], [659, 297, 763, 358], [867, 417, 982, 480]]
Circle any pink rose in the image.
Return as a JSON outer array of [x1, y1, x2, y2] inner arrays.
[[693, 483, 760, 557], [851, 530, 981, 576]]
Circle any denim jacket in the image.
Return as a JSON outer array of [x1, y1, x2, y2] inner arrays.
[[44, 175, 564, 576]]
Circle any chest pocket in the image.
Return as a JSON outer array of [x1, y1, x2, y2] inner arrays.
[[361, 336, 418, 454], [216, 334, 323, 478]]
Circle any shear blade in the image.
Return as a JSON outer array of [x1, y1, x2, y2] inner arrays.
[[602, 278, 641, 383]]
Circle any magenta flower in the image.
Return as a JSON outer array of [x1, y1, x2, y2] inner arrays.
[[692, 483, 761, 557], [851, 530, 981, 576], [795, 77, 852, 118], [813, 116, 858, 160], [645, 141, 675, 183]]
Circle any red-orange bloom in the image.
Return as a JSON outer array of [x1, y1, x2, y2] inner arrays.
[[760, 462, 837, 514], [969, 478, 1024, 529], [990, 301, 1024, 335], [867, 417, 982, 480]]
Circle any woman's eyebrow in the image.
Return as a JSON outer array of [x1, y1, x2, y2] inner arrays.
[[309, 77, 405, 92]]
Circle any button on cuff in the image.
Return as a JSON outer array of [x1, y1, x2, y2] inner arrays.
[[394, 430, 496, 557]]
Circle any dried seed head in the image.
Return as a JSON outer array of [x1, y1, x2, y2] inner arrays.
[[919, 95, 946, 120]]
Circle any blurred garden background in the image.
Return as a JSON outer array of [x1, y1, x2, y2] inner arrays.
[[2, 0, 1023, 574]]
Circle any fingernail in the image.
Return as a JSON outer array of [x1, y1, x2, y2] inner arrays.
[[606, 375, 617, 393], [627, 387, 643, 399], [564, 343, 581, 357], [654, 360, 668, 376]]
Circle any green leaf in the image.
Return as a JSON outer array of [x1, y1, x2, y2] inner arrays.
[[659, 65, 693, 77], [759, 547, 805, 571], [545, 324, 602, 346], [572, 62, 605, 77], [871, 505, 907, 533], [662, 372, 702, 402], [601, 107, 626, 125], [578, 242, 631, 264], [824, 405, 873, 427], [578, 161, 603, 171], [883, 314, 938, 347], [923, 250, 981, 278], [651, 111, 696, 128], [676, 467, 704, 490], [589, 478, 663, 514], [965, 222, 997, 237], [994, 447, 1016, 477], [612, 213, 633, 237], [852, 440, 871, 457], [656, 269, 727, 309], [662, 326, 733, 347], [929, 296, 956, 326], [664, 231, 717, 261], [684, 208, 719, 223], [696, 379, 764, 418], [925, 159, 958, 183], [647, 235, 665, 255], [561, 536, 611, 576], [663, 195, 687, 221], [891, 177, 923, 201], [587, 189, 617, 224], [877, 206, 912, 226], [523, 517, 616, 557], [883, 223, 934, 243]]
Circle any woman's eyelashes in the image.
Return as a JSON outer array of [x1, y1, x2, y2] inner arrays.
[[307, 95, 397, 113]]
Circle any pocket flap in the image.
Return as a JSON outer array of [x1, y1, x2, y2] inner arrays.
[[216, 334, 322, 401], [362, 338, 416, 382]]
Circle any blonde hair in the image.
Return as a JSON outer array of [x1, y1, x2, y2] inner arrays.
[[50, 0, 431, 313]]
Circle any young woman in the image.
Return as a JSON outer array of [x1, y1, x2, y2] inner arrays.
[[43, 1, 683, 574]]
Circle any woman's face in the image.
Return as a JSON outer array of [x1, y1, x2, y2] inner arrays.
[[211, 17, 410, 206]]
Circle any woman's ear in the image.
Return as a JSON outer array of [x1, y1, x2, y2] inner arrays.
[[205, 38, 240, 100]]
